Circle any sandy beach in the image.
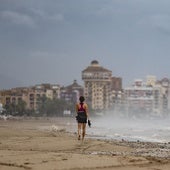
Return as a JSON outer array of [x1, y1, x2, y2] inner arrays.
[[0, 117, 170, 170]]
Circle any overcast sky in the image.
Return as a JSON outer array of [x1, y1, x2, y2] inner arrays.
[[0, 0, 170, 89]]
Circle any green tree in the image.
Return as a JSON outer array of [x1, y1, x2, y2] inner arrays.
[[37, 97, 75, 116], [4, 99, 27, 116], [16, 100, 27, 116], [37, 95, 48, 116]]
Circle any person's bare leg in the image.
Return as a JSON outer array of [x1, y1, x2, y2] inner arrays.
[[78, 123, 81, 140], [82, 123, 86, 141]]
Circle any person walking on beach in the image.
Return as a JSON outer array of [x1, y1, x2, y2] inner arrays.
[[76, 96, 89, 141]]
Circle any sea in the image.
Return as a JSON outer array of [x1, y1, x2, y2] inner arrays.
[[45, 115, 170, 143], [85, 115, 170, 143]]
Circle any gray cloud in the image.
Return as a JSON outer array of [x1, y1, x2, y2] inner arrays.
[[152, 14, 170, 34], [29, 8, 65, 23], [138, 14, 170, 34], [0, 0, 170, 89], [1, 10, 36, 27]]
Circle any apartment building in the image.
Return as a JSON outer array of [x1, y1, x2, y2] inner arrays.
[[124, 77, 170, 117], [124, 79, 154, 116], [0, 84, 61, 111], [82, 60, 122, 111], [60, 80, 84, 103], [110, 77, 123, 109], [0, 88, 26, 106], [168, 86, 170, 111], [156, 78, 170, 115]]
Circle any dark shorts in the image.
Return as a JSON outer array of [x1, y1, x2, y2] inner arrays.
[[77, 112, 87, 123]]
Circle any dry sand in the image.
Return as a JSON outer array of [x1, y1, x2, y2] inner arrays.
[[0, 117, 170, 170]]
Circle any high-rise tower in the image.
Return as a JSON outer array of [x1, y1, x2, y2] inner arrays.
[[82, 60, 112, 110]]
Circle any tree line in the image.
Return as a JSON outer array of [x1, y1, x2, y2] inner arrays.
[[2, 96, 76, 117]]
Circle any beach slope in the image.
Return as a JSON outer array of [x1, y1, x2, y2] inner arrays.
[[0, 119, 170, 170]]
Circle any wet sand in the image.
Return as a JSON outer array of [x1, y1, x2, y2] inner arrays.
[[0, 117, 170, 170]]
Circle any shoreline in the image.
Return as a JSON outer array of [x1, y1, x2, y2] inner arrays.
[[0, 117, 170, 170]]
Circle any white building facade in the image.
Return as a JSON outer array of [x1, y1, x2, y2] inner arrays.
[[82, 60, 112, 111], [124, 77, 169, 117]]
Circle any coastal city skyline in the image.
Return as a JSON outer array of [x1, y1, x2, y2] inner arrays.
[[0, 0, 170, 89], [1, 60, 169, 118]]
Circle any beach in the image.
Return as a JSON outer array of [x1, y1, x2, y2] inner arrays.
[[0, 117, 170, 170]]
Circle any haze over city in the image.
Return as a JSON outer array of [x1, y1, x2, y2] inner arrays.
[[0, 0, 170, 89]]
